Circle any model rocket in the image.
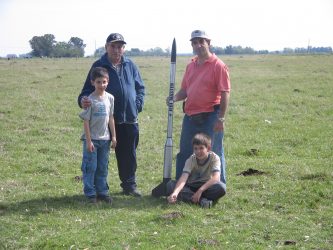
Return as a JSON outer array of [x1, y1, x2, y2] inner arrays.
[[152, 38, 176, 197]]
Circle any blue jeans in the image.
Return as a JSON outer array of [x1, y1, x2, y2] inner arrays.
[[81, 140, 111, 198], [176, 109, 227, 184]]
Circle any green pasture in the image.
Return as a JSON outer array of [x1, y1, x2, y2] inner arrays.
[[0, 54, 332, 249]]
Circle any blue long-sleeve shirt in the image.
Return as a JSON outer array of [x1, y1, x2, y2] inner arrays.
[[78, 53, 145, 123]]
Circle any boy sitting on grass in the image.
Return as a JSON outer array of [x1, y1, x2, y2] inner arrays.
[[167, 133, 226, 208]]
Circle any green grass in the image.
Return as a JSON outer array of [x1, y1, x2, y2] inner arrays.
[[0, 54, 332, 249]]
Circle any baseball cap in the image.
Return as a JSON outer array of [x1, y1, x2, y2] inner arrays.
[[190, 30, 211, 41], [106, 33, 126, 44]]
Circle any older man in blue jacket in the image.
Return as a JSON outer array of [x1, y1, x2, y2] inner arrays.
[[78, 33, 145, 197]]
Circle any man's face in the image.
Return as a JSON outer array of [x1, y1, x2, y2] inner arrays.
[[191, 38, 210, 56], [105, 42, 125, 61]]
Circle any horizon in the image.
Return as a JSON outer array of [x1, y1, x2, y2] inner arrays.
[[2, 42, 332, 58]]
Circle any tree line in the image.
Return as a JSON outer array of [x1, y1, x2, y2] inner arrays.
[[23, 34, 333, 58], [29, 34, 86, 57], [283, 46, 332, 54], [210, 45, 332, 55], [94, 46, 267, 57]]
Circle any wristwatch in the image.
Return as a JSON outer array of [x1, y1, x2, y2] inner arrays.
[[218, 117, 225, 122]]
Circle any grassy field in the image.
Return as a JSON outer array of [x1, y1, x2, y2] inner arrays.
[[0, 54, 332, 249]]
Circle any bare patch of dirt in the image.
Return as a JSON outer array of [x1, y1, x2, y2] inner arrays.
[[160, 211, 184, 220], [74, 176, 82, 182], [197, 238, 219, 246], [237, 168, 266, 176]]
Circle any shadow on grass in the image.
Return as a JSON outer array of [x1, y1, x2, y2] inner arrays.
[[0, 193, 168, 216]]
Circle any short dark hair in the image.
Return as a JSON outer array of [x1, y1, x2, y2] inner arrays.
[[192, 133, 211, 148], [90, 67, 109, 81]]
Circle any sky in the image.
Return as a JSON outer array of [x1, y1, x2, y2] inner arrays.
[[0, 0, 332, 57]]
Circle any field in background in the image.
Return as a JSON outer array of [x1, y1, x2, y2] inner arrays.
[[0, 54, 332, 249]]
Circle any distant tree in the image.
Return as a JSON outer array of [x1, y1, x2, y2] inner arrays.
[[125, 48, 141, 56], [233, 46, 241, 54], [29, 34, 86, 57], [257, 50, 269, 54], [124, 47, 168, 56], [69, 37, 85, 48], [225, 45, 233, 55], [131, 48, 141, 53], [283, 48, 294, 54], [68, 37, 86, 57], [29, 34, 56, 57], [53, 42, 70, 57], [243, 47, 255, 54], [152, 47, 165, 56], [211, 46, 225, 55], [309, 46, 332, 53], [68, 46, 84, 57], [295, 47, 308, 54]]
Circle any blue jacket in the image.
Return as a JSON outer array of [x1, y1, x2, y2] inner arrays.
[[78, 53, 145, 123]]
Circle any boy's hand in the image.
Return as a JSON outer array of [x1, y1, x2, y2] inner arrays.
[[111, 138, 117, 149], [167, 193, 178, 204], [87, 141, 94, 152], [191, 190, 203, 204]]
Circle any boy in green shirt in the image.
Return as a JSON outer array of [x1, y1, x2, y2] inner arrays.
[[167, 133, 226, 208]]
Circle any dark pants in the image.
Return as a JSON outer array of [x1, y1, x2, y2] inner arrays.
[[166, 180, 226, 203], [115, 123, 139, 192]]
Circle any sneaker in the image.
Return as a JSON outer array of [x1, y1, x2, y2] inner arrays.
[[123, 189, 142, 197], [87, 196, 97, 204], [97, 195, 113, 205], [200, 198, 213, 209]]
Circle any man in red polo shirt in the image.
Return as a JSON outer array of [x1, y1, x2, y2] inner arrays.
[[172, 30, 231, 188]]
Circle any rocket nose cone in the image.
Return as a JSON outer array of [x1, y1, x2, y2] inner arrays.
[[171, 38, 176, 63]]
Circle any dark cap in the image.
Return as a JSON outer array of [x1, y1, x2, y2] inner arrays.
[[106, 33, 126, 44]]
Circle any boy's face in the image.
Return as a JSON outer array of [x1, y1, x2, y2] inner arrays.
[[193, 144, 210, 160], [92, 77, 108, 92]]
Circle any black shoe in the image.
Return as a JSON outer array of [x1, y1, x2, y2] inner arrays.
[[200, 198, 213, 208], [97, 195, 113, 204], [87, 196, 97, 204], [123, 189, 142, 197]]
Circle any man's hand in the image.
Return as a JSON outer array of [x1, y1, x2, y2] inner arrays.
[[165, 96, 173, 106], [213, 120, 224, 132], [81, 96, 92, 109]]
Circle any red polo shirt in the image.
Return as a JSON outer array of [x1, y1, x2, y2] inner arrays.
[[181, 54, 231, 116]]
